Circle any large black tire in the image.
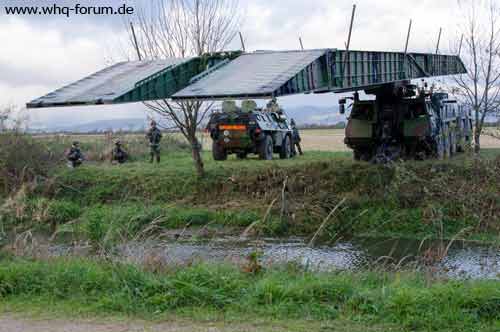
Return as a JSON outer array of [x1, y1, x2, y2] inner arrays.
[[450, 132, 457, 156], [212, 141, 227, 161], [279, 135, 292, 159], [354, 149, 372, 162], [456, 136, 464, 153], [258, 135, 274, 160], [353, 149, 362, 161], [436, 136, 445, 160], [443, 134, 451, 159], [236, 152, 247, 159]]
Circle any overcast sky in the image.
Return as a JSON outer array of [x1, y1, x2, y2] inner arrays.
[[0, 0, 464, 127]]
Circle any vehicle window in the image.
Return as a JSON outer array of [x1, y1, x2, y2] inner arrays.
[[351, 104, 374, 120]]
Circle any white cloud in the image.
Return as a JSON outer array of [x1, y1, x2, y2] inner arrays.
[[240, 0, 460, 53], [0, 16, 127, 105], [0, 0, 468, 127]]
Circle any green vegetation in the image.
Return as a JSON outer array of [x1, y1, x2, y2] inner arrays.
[[0, 258, 498, 332], [0, 132, 58, 194], [2, 146, 500, 245], [1, 135, 499, 331]]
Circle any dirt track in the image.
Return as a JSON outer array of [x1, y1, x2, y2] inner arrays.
[[0, 314, 394, 332], [0, 315, 270, 332]]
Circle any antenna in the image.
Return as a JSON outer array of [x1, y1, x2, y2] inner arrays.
[[299, 37, 304, 50], [343, 4, 357, 86], [403, 19, 413, 80], [239, 31, 246, 52], [130, 22, 142, 61], [458, 34, 464, 56], [435, 27, 442, 54], [404, 19, 412, 55], [346, 4, 356, 52]]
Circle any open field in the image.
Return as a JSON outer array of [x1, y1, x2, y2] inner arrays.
[[300, 128, 500, 151], [34, 128, 500, 153]]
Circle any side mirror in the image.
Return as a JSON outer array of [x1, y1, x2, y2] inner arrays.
[[339, 104, 345, 115], [339, 99, 346, 115]]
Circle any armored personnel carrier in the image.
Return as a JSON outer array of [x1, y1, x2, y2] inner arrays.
[[206, 99, 294, 160], [342, 81, 473, 162]]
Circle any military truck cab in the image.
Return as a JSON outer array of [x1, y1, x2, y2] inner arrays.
[[343, 82, 473, 162], [207, 100, 294, 160]]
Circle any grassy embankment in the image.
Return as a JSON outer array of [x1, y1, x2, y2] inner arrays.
[[0, 258, 499, 332], [1, 144, 500, 246], [1, 135, 499, 331]]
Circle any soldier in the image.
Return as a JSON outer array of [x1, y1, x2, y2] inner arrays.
[[290, 119, 303, 155], [146, 120, 162, 163], [111, 140, 128, 164], [266, 97, 280, 112], [66, 141, 84, 168]]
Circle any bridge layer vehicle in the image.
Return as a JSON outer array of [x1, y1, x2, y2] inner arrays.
[[342, 82, 473, 162], [27, 48, 467, 161]]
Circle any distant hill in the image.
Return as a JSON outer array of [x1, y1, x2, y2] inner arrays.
[[284, 105, 344, 126], [28, 106, 344, 133], [30, 118, 147, 133]]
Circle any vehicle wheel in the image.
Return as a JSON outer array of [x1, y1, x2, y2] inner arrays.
[[236, 152, 247, 159], [436, 137, 445, 160], [450, 133, 457, 155], [353, 149, 362, 161], [279, 135, 292, 159], [212, 141, 227, 161], [354, 149, 372, 161], [362, 150, 374, 162], [258, 135, 273, 160], [456, 137, 464, 153], [443, 135, 451, 159]]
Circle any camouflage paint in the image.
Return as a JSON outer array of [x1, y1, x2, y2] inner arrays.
[[403, 116, 430, 137], [346, 119, 374, 139]]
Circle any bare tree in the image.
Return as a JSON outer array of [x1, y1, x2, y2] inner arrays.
[[0, 105, 11, 133], [127, 0, 242, 176], [0, 104, 28, 133], [453, 0, 500, 152]]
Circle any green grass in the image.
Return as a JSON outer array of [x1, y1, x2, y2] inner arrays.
[[2, 149, 500, 244], [0, 258, 498, 332]]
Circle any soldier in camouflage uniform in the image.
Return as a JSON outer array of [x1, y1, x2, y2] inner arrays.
[[266, 97, 280, 112], [111, 140, 128, 164], [290, 119, 303, 155], [146, 120, 162, 163], [66, 141, 84, 168]]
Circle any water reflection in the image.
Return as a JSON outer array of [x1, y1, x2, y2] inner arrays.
[[117, 237, 500, 280]]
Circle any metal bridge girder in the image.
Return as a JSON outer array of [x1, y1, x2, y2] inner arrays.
[[27, 49, 466, 108]]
